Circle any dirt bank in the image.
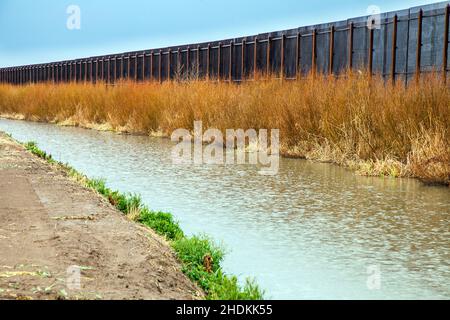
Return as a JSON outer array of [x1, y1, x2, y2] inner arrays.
[[0, 132, 201, 300]]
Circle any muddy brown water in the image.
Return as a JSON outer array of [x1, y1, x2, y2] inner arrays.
[[0, 118, 448, 299]]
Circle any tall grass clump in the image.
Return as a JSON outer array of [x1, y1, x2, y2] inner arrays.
[[0, 71, 448, 185], [20, 139, 264, 300]]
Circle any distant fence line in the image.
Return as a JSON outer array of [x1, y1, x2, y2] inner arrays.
[[0, 2, 449, 85]]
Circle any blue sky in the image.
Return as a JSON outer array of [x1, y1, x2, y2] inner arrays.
[[0, 0, 442, 67]]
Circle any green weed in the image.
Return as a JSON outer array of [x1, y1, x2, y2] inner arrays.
[[138, 209, 184, 241]]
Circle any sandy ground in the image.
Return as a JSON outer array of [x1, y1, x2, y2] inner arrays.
[[0, 132, 201, 300]]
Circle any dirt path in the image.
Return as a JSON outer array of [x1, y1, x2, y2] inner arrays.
[[0, 132, 201, 300]]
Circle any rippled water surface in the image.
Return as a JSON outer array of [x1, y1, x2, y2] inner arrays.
[[1, 119, 449, 299]]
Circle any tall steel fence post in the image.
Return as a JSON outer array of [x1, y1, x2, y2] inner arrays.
[[168, 49, 172, 81], [391, 15, 398, 83], [135, 54, 138, 82], [114, 58, 117, 82], [281, 34, 285, 80], [120, 55, 124, 81], [127, 55, 131, 80], [253, 37, 257, 80], [369, 26, 374, 78], [85, 60, 88, 83], [159, 50, 163, 83], [186, 47, 190, 79], [97, 59, 101, 83], [218, 42, 222, 81], [177, 48, 181, 80], [206, 44, 210, 81], [150, 50, 155, 81], [73, 62, 77, 83], [312, 28, 317, 76], [229, 41, 234, 81], [415, 9, 423, 84], [89, 59, 94, 83], [296, 32, 301, 79], [443, 4, 449, 83], [329, 26, 335, 75], [196, 45, 200, 80], [241, 39, 246, 81], [266, 35, 271, 77], [107, 58, 110, 83], [348, 22, 354, 70], [142, 51, 145, 81], [103, 59, 106, 83]]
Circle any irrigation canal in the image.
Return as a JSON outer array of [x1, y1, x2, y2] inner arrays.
[[0, 118, 448, 299]]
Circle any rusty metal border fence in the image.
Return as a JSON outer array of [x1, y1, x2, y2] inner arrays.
[[1, 2, 449, 85]]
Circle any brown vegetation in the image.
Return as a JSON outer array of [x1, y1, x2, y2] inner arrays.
[[0, 71, 448, 185]]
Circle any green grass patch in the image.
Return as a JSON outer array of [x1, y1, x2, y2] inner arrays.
[[24, 141, 55, 163], [20, 139, 265, 300], [85, 178, 142, 214], [139, 208, 184, 241]]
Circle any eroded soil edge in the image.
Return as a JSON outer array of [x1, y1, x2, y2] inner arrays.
[[0, 132, 201, 300]]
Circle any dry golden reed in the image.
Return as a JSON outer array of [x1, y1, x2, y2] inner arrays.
[[0, 71, 448, 185]]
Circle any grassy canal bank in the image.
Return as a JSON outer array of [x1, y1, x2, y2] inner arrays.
[[0, 71, 448, 186], [10, 136, 264, 300]]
